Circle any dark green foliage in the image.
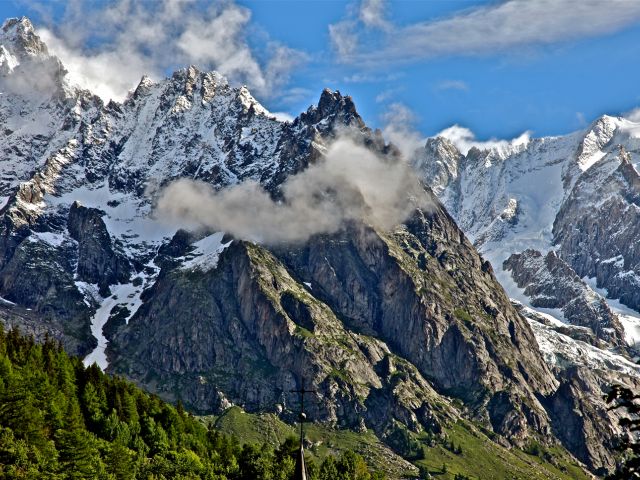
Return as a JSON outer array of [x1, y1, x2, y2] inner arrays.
[[0, 326, 384, 479], [454, 474, 471, 480], [606, 384, 640, 479], [386, 424, 424, 460]]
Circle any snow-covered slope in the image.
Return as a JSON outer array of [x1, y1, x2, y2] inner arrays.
[[415, 113, 640, 354]]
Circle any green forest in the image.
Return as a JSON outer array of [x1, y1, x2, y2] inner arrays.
[[0, 326, 385, 479]]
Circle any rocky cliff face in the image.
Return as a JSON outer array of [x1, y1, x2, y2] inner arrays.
[[107, 206, 560, 447], [67, 201, 132, 295], [554, 147, 640, 312], [504, 249, 626, 347], [110, 237, 454, 437], [545, 365, 639, 475], [0, 16, 630, 475]]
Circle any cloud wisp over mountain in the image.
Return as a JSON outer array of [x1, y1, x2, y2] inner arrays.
[[155, 136, 431, 245], [35, 0, 305, 102], [437, 125, 531, 156], [331, 0, 640, 64]]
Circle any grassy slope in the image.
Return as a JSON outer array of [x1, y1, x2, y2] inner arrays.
[[206, 406, 417, 478], [206, 407, 590, 480]]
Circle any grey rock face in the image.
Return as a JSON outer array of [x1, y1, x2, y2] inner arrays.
[[412, 137, 462, 199], [107, 213, 558, 450], [67, 201, 131, 294], [274, 209, 556, 439], [504, 249, 626, 346], [109, 239, 454, 439], [554, 148, 640, 312], [0, 234, 94, 355], [546, 366, 640, 474]]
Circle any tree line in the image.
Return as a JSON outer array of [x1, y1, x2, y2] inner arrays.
[[0, 326, 385, 479]]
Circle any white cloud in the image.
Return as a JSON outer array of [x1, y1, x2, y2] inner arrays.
[[375, 87, 402, 103], [575, 111, 587, 127], [155, 136, 431, 245], [381, 103, 426, 161], [277, 86, 315, 108], [329, 20, 359, 58], [359, 0, 390, 29], [437, 125, 531, 156], [270, 111, 294, 123], [343, 72, 402, 84], [332, 0, 640, 63], [35, 0, 306, 102], [624, 107, 640, 123], [435, 80, 469, 92]]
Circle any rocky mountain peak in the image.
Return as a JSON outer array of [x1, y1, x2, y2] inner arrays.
[[0, 22, 633, 474], [1, 16, 49, 59], [298, 88, 364, 131], [575, 114, 620, 172], [425, 135, 460, 157], [131, 74, 156, 99], [413, 136, 462, 197]]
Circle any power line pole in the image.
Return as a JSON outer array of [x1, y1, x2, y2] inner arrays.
[[290, 378, 316, 480]]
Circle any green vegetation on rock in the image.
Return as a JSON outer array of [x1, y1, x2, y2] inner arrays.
[[210, 406, 591, 480]]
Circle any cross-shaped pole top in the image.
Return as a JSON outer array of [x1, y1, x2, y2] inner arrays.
[[290, 378, 316, 444]]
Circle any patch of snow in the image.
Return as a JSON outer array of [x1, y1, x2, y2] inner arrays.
[[520, 305, 566, 328], [576, 115, 621, 172], [528, 315, 640, 377], [28, 230, 69, 247], [74, 281, 100, 307], [179, 232, 232, 271], [82, 273, 151, 371], [485, 249, 568, 324], [303, 282, 312, 289], [578, 150, 607, 172], [46, 181, 177, 257], [237, 86, 269, 116], [500, 198, 518, 221], [0, 296, 15, 305], [0, 45, 18, 72], [584, 276, 640, 347]]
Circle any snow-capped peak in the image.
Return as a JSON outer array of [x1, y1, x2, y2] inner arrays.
[[576, 114, 621, 172], [237, 85, 270, 116], [435, 124, 531, 158], [0, 17, 49, 59]]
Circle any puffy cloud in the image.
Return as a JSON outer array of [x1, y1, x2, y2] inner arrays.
[[155, 136, 431, 245], [359, 0, 390, 29], [35, 0, 306, 102], [329, 20, 359, 58], [436, 125, 531, 156], [624, 107, 640, 123]]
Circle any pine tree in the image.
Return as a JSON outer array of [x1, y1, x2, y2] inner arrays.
[[55, 401, 102, 479], [106, 442, 135, 480]]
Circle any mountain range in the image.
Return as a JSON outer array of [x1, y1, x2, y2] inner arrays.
[[0, 16, 637, 478]]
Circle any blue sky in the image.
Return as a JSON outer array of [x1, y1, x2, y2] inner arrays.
[[5, 0, 640, 142]]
